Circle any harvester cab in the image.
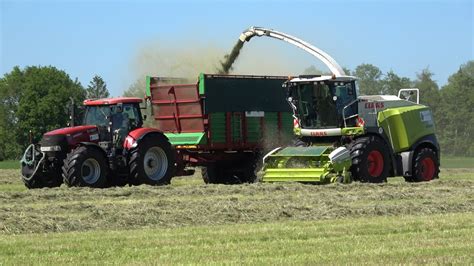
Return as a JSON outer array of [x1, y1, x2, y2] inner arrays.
[[20, 97, 175, 189], [238, 26, 440, 184]]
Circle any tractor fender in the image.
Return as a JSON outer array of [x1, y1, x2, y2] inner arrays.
[[77, 142, 108, 157], [123, 128, 169, 150], [400, 134, 440, 176]]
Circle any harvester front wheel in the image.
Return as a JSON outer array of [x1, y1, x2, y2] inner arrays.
[[62, 146, 108, 188], [129, 136, 175, 186], [350, 136, 390, 183], [409, 147, 439, 182]]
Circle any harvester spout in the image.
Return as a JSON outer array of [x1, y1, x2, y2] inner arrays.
[[239, 26, 346, 77]]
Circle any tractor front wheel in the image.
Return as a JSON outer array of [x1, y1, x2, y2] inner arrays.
[[406, 147, 439, 182], [62, 146, 108, 188], [129, 136, 175, 185], [22, 169, 62, 189], [350, 135, 390, 183]]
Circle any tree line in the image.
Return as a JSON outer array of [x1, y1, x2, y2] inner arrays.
[[1, 61, 473, 160]]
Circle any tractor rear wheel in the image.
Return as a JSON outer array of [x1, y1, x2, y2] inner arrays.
[[129, 136, 175, 185], [62, 146, 108, 188], [350, 135, 390, 183], [406, 147, 439, 182]]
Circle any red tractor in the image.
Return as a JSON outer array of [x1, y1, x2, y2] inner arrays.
[[20, 97, 175, 189]]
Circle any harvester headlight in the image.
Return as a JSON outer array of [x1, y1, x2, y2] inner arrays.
[[40, 145, 62, 152]]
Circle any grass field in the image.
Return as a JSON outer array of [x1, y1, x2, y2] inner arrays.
[[0, 164, 473, 264]]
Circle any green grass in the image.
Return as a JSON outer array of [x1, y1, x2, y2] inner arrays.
[[1, 213, 472, 264], [0, 160, 19, 169], [442, 156, 474, 168], [0, 162, 473, 264]]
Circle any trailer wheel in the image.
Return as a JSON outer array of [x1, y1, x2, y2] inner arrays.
[[350, 135, 390, 183], [62, 146, 108, 188], [409, 147, 439, 182], [129, 136, 175, 185], [202, 163, 223, 184]]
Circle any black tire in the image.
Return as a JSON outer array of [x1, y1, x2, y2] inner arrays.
[[202, 163, 222, 184], [406, 147, 439, 182], [202, 156, 259, 184], [21, 168, 62, 189], [129, 135, 175, 186], [62, 146, 108, 188], [350, 135, 390, 183]]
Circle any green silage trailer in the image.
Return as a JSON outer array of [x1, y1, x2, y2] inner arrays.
[[146, 74, 294, 183]]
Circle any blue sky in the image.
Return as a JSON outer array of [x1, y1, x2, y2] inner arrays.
[[1, 0, 473, 96]]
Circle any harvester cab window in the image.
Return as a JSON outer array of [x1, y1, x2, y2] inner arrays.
[[295, 83, 338, 129]]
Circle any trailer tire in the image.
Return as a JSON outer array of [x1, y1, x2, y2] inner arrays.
[[350, 135, 390, 183], [202, 163, 223, 184], [62, 146, 108, 188], [129, 136, 175, 186], [409, 147, 439, 182]]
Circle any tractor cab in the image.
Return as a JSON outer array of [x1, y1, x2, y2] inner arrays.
[[82, 97, 143, 145], [285, 75, 359, 138]]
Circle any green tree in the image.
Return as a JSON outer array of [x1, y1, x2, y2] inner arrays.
[[302, 65, 324, 75], [86, 75, 109, 99], [381, 70, 412, 95], [437, 61, 474, 156], [0, 66, 85, 159], [353, 64, 383, 95]]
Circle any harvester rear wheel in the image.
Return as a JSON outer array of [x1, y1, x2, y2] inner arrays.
[[129, 136, 175, 186], [62, 146, 108, 188], [350, 135, 390, 183], [408, 147, 439, 182]]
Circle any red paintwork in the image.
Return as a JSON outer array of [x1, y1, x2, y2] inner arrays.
[[83, 97, 142, 106], [421, 157, 435, 181], [45, 125, 97, 136], [44, 125, 100, 148], [123, 127, 164, 149], [367, 150, 384, 177]]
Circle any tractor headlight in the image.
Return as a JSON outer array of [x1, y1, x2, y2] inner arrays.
[[40, 145, 62, 152]]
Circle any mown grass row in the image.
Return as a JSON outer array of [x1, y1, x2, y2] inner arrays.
[[1, 212, 472, 264]]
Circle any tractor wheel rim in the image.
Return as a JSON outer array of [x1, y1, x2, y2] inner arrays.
[[367, 150, 384, 177], [81, 158, 101, 184], [144, 147, 168, 181], [421, 157, 435, 181]]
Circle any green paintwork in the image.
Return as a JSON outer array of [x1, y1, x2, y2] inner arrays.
[[209, 112, 226, 144], [378, 105, 435, 153], [342, 127, 365, 136], [198, 73, 205, 95], [262, 145, 340, 183], [164, 132, 207, 145], [145, 76, 151, 97], [272, 146, 329, 156]]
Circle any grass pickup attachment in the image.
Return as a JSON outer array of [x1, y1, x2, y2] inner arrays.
[[262, 146, 352, 184]]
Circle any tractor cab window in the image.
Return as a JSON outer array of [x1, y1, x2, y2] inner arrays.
[[83, 104, 142, 130], [83, 106, 111, 127]]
